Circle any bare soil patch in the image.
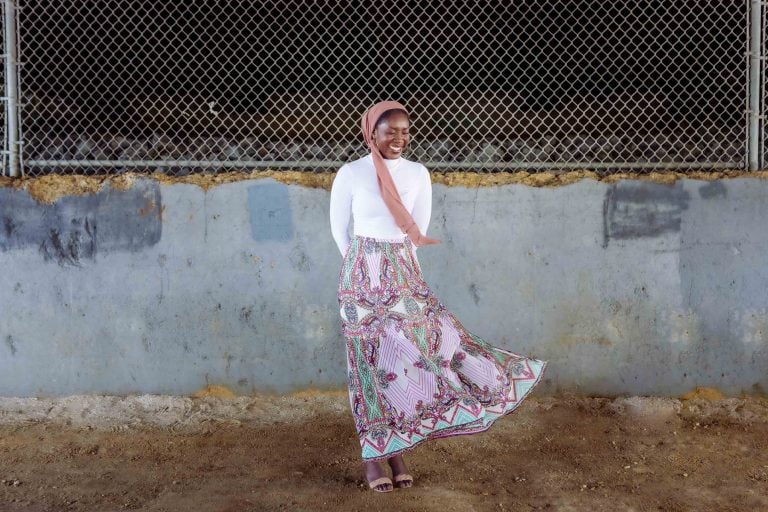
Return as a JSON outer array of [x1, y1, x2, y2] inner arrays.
[[0, 394, 766, 512]]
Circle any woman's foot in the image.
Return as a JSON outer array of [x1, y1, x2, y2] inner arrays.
[[387, 454, 414, 489], [364, 461, 393, 493]]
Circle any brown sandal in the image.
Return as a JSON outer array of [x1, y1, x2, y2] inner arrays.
[[393, 474, 414, 488], [368, 476, 394, 493]]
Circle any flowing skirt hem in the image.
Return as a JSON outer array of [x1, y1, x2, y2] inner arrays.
[[360, 360, 548, 462]]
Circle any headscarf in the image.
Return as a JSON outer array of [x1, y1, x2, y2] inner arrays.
[[361, 101, 440, 247]]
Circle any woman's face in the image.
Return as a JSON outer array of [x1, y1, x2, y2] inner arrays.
[[372, 112, 410, 159]]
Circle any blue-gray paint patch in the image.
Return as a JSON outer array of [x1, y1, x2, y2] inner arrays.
[[603, 181, 690, 246], [0, 180, 161, 265], [248, 182, 293, 241], [698, 181, 727, 199]]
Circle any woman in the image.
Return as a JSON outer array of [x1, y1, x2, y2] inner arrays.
[[329, 101, 547, 493]]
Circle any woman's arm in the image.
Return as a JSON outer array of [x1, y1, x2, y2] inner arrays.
[[329, 166, 353, 256], [411, 165, 433, 237]]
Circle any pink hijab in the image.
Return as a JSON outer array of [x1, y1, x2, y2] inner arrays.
[[361, 101, 440, 247]]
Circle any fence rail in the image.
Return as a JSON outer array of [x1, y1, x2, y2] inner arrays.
[[0, 0, 757, 177]]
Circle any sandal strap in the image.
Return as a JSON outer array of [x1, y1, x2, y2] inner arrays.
[[394, 473, 413, 483], [368, 477, 393, 490]]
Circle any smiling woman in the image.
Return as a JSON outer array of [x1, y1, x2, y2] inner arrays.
[[371, 109, 410, 159], [329, 101, 547, 493]]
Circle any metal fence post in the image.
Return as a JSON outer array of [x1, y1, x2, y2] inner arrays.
[[3, 0, 19, 177], [748, 0, 764, 171]]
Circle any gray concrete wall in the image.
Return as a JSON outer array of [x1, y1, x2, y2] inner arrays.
[[0, 177, 766, 397]]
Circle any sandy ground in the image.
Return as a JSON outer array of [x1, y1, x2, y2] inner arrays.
[[0, 393, 766, 512]]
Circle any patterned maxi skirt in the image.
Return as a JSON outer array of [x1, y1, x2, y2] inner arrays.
[[338, 235, 547, 461]]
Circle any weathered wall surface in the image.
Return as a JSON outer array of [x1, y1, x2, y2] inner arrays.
[[0, 176, 766, 397]]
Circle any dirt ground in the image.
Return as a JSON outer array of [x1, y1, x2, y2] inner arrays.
[[0, 393, 767, 512]]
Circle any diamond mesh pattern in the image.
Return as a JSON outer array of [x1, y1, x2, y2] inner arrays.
[[11, 0, 749, 175], [0, 5, 6, 175], [761, 0, 768, 169]]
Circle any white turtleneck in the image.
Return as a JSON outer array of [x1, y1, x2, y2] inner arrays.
[[329, 154, 433, 256]]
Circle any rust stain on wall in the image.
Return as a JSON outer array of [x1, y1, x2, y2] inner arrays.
[[138, 198, 157, 216]]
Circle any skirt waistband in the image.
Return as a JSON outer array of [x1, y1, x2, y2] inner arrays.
[[352, 234, 410, 245]]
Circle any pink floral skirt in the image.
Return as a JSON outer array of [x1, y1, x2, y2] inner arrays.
[[338, 235, 547, 461]]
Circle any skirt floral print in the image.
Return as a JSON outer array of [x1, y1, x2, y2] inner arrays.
[[338, 235, 547, 461]]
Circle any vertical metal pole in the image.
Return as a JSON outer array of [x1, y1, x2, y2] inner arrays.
[[3, 0, 18, 177], [760, 2, 766, 169], [748, 0, 763, 171]]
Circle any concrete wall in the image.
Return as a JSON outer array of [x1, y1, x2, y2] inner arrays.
[[1, 176, 766, 397]]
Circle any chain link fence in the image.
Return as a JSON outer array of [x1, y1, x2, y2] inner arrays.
[[761, 0, 768, 169], [0, 3, 7, 174], [0, 0, 753, 176]]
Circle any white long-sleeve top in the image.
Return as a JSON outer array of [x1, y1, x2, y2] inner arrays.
[[329, 154, 433, 255]]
